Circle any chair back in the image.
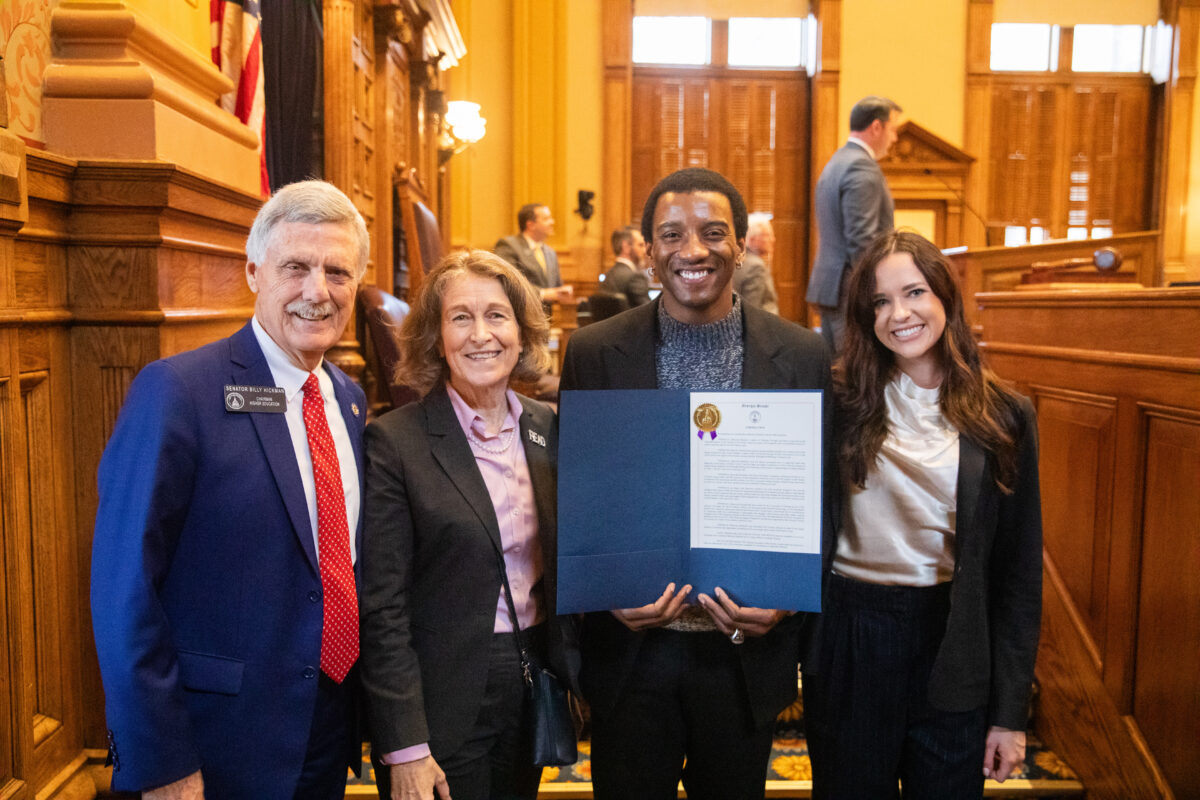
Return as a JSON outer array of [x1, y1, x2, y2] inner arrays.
[[588, 292, 630, 322], [358, 285, 421, 410]]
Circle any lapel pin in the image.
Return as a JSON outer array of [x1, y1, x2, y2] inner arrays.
[[351, 403, 360, 418], [528, 430, 546, 448]]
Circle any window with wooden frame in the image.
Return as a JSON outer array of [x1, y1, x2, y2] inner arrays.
[[630, 15, 812, 319], [987, 23, 1162, 245]]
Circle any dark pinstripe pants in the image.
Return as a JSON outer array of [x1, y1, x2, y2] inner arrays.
[[803, 575, 987, 799]]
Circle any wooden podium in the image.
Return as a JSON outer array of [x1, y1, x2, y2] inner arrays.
[[977, 286, 1200, 800]]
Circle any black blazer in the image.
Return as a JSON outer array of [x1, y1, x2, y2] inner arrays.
[[559, 299, 836, 728], [359, 385, 579, 759], [809, 393, 1043, 731], [932, 396, 1042, 730]]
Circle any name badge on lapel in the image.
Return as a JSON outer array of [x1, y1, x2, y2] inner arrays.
[[224, 384, 287, 413], [527, 429, 546, 448]]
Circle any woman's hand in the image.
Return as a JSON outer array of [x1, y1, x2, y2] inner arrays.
[[697, 587, 788, 638], [611, 583, 692, 630], [390, 756, 451, 800], [982, 726, 1026, 782]]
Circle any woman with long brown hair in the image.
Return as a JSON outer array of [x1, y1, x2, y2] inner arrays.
[[803, 230, 1043, 798]]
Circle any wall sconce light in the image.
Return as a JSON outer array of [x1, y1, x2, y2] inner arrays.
[[439, 101, 486, 164]]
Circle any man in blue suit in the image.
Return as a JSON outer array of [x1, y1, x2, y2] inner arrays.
[[91, 180, 369, 799]]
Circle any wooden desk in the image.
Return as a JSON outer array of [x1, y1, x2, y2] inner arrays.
[[948, 232, 1160, 327]]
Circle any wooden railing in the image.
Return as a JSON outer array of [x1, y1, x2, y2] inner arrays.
[[978, 285, 1200, 800]]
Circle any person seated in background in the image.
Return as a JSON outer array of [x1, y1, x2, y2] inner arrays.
[[733, 212, 780, 315], [599, 225, 651, 307], [360, 249, 579, 800], [495, 202, 573, 306]]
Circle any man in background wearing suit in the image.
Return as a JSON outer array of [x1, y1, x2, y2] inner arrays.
[[600, 225, 651, 307], [91, 181, 368, 800], [806, 95, 901, 353], [560, 167, 834, 800], [733, 212, 780, 315], [495, 202, 573, 305]]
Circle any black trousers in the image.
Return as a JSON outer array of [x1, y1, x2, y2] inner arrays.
[[295, 671, 355, 800], [589, 628, 775, 800], [373, 626, 545, 800], [803, 575, 987, 799]]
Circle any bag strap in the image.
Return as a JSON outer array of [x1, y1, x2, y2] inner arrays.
[[493, 547, 534, 686]]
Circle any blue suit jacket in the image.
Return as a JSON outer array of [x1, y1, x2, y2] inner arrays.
[[90, 322, 366, 797]]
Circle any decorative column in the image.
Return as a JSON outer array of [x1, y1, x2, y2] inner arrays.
[[323, 0, 366, 379], [808, 0, 842, 325], [601, 0, 633, 242], [962, 0, 994, 249], [1161, 0, 1200, 284]]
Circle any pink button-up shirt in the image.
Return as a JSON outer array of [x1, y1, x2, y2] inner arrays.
[[447, 384, 545, 633]]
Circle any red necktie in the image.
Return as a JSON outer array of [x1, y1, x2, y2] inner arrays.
[[302, 373, 358, 683]]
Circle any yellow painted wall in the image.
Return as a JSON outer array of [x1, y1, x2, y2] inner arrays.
[[125, 0, 210, 60], [839, 0, 967, 147], [451, 0, 604, 280], [994, 0, 1157, 25], [449, 0, 515, 251], [558, 0, 604, 279]]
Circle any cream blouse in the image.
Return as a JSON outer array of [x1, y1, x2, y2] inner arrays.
[[833, 372, 960, 586]]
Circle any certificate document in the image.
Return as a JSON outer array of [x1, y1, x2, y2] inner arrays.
[[689, 392, 821, 554], [557, 389, 824, 614]]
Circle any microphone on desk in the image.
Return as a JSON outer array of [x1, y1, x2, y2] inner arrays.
[[923, 168, 993, 247]]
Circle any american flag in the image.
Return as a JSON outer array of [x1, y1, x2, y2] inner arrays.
[[212, 0, 268, 195]]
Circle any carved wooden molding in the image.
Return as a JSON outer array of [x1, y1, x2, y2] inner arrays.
[[42, 1, 260, 193]]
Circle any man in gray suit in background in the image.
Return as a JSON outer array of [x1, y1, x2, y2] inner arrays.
[[495, 202, 573, 305], [806, 96, 901, 353]]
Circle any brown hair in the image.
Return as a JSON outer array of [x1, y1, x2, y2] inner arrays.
[[396, 249, 551, 395], [836, 230, 1024, 492]]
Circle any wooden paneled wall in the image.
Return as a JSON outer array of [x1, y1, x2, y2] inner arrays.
[[978, 287, 1200, 799], [0, 136, 261, 797], [987, 75, 1154, 239]]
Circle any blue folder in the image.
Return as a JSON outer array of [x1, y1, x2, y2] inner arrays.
[[557, 389, 822, 614]]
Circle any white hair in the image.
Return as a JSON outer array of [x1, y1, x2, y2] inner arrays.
[[245, 180, 370, 278], [747, 212, 774, 238]]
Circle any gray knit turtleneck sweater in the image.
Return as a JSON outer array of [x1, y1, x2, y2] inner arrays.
[[655, 296, 745, 390]]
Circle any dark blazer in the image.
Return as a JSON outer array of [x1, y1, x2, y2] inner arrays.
[[599, 260, 651, 307], [359, 385, 579, 759], [495, 234, 562, 289], [932, 396, 1042, 730], [809, 394, 1043, 731], [90, 322, 366, 796], [559, 299, 836, 728], [807, 142, 894, 308]]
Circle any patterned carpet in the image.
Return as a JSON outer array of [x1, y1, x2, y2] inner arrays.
[[344, 696, 1083, 798]]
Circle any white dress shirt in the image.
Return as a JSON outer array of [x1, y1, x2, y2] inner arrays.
[[252, 317, 360, 563]]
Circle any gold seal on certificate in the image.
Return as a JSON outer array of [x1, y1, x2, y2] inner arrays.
[[693, 402, 721, 440]]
